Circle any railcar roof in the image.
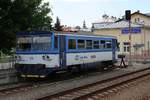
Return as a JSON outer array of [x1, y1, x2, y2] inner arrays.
[[55, 31, 117, 39], [16, 31, 117, 39]]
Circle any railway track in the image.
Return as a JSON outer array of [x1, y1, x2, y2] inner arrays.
[[0, 83, 35, 96], [0, 69, 106, 96], [38, 66, 150, 100]]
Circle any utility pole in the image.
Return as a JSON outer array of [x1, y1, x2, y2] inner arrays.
[[125, 10, 132, 66], [129, 19, 132, 66]]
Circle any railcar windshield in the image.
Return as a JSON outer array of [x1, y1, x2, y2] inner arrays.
[[17, 35, 51, 51]]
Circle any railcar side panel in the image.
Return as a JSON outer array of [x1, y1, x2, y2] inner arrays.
[[66, 51, 112, 66]]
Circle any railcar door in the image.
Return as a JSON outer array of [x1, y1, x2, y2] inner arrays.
[[112, 39, 116, 60], [59, 35, 66, 68]]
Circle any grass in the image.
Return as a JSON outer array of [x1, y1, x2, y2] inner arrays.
[[0, 56, 13, 63]]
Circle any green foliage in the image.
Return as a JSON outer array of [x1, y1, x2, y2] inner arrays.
[[54, 16, 62, 31], [0, 0, 52, 54]]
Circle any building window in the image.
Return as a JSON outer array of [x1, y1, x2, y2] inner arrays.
[[78, 40, 85, 49], [137, 18, 140, 22], [123, 42, 130, 52], [135, 18, 137, 23], [86, 40, 92, 49], [68, 39, 76, 49]]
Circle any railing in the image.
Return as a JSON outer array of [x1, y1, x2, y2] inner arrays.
[[0, 56, 16, 69], [125, 52, 150, 63]]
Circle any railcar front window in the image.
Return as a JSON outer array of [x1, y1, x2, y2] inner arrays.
[[32, 36, 51, 51], [17, 36, 51, 51], [17, 37, 32, 51]]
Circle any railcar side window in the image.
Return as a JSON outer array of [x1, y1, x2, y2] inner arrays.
[[86, 40, 92, 49], [100, 40, 106, 48], [68, 39, 76, 49], [106, 40, 112, 48], [78, 40, 85, 49], [93, 40, 99, 49], [54, 36, 58, 49]]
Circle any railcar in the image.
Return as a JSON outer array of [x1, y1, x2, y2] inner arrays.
[[15, 31, 118, 78]]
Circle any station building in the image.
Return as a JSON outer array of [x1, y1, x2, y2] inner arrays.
[[92, 11, 150, 57]]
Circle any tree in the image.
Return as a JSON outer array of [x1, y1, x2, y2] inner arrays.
[[102, 14, 109, 22], [0, 0, 53, 54], [111, 16, 117, 21], [54, 16, 62, 31], [102, 14, 118, 22], [83, 20, 87, 29], [75, 26, 81, 30], [91, 24, 95, 32]]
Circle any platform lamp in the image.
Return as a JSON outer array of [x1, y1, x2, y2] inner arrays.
[[125, 10, 132, 66]]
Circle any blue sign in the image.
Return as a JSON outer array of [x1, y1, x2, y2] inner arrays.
[[122, 27, 141, 34]]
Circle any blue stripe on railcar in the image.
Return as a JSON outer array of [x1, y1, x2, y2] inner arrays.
[[16, 49, 113, 54]]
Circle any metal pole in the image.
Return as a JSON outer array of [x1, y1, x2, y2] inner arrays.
[[144, 27, 146, 62], [129, 20, 132, 66], [148, 41, 150, 56]]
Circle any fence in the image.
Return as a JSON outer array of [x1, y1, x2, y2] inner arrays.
[[125, 51, 150, 64], [0, 56, 16, 69]]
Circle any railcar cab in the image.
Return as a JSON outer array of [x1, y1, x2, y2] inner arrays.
[[16, 31, 56, 54], [15, 31, 60, 78]]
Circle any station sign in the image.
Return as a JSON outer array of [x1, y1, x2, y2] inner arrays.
[[122, 27, 141, 34], [133, 44, 144, 48]]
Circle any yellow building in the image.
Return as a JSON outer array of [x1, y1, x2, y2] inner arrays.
[[92, 11, 150, 57]]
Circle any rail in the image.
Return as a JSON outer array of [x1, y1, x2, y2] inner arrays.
[[38, 66, 150, 100]]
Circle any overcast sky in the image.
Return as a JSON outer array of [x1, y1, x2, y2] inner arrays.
[[44, 0, 150, 27]]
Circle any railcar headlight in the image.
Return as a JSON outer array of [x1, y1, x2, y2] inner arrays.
[[42, 55, 46, 60], [42, 55, 51, 61], [15, 55, 17, 59], [15, 55, 21, 60], [46, 55, 49, 59]]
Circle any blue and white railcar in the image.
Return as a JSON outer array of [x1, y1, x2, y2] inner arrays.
[[15, 31, 118, 78]]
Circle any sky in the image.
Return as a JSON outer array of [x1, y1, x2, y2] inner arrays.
[[44, 0, 150, 27]]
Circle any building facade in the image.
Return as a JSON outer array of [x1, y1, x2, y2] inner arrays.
[[92, 11, 150, 57]]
